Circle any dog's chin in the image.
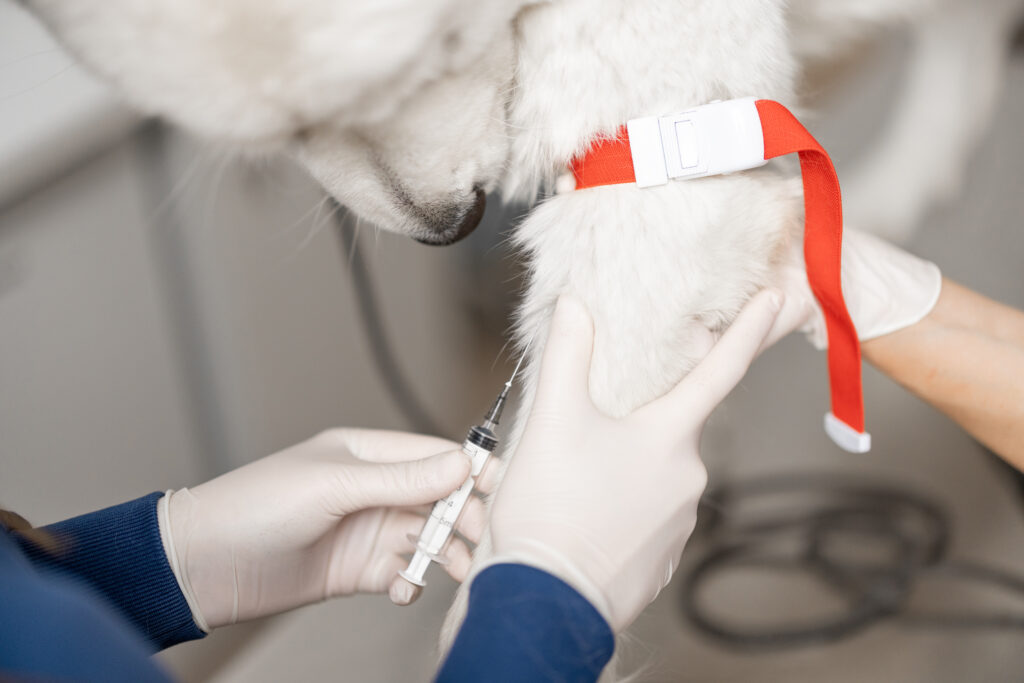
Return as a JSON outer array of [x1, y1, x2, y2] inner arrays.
[[412, 187, 487, 246]]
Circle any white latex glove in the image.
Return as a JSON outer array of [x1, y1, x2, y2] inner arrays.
[[486, 290, 783, 632], [157, 429, 487, 630], [768, 228, 942, 349]]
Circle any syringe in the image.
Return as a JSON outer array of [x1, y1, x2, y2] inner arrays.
[[399, 355, 525, 587]]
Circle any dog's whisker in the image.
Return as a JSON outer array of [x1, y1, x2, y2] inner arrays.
[[268, 193, 332, 249], [144, 144, 208, 226], [292, 194, 334, 254], [202, 145, 236, 234]]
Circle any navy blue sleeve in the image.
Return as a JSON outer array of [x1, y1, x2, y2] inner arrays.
[[15, 493, 205, 650], [436, 563, 615, 683], [0, 529, 175, 682]]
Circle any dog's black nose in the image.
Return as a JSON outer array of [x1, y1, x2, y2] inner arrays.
[[453, 187, 487, 241], [415, 187, 486, 246]]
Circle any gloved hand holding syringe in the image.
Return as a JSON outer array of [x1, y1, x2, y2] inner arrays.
[[397, 354, 525, 591]]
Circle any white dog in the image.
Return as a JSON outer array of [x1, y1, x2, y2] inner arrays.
[[21, 0, 530, 245]]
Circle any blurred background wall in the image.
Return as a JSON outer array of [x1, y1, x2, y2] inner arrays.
[[0, 1, 519, 677]]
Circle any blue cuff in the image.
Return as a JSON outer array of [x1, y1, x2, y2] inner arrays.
[[436, 563, 615, 682], [16, 492, 205, 650], [1, 529, 175, 682]]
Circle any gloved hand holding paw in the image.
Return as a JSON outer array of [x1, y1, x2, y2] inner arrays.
[[486, 290, 783, 632], [767, 227, 942, 349]]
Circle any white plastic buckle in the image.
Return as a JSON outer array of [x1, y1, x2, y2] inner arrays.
[[626, 97, 767, 188], [824, 412, 872, 453]]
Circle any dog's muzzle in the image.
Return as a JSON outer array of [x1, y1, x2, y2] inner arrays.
[[415, 187, 487, 246]]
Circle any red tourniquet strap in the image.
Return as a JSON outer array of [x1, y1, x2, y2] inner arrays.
[[568, 100, 865, 437], [755, 100, 863, 433], [570, 130, 635, 189]]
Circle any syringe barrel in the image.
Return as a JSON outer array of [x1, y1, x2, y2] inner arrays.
[[411, 428, 496, 557]]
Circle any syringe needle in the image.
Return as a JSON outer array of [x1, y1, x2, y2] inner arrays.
[[508, 329, 539, 386], [507, 352, 527, 386], [483, 350, 528, 429]]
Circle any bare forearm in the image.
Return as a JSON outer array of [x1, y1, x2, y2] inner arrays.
[[863, 278, 1024, 469]]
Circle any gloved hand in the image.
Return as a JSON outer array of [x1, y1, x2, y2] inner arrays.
[[767, 228, 942, 349], [157, 429, 486, 630], [486, 290, 783, 632]]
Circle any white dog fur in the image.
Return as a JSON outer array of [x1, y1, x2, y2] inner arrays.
[[22, 0, 531, 245]]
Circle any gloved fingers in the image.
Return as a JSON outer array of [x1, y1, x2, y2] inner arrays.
[[651, 289, 783, 423], [440, 535, 474, 583], [456, 495, 487, 545], [365, 554, 409, 594], [389, 507, 469, 592], [689, 323, 717, 358], [386, 532, 474, 605], [387, 509, 434, 548], [532, 294, 596, 414], [385, 509, 476, 559], [765, 242, 822, 350], [761, 283, 818, 351], [331, 450, 471, 513], [405, 503, 432, 517], [399, 496, 486, 544], [389, 573, 422, 606], [336, 428, 461, 464], [474, 457, 502, 496], [366, 552, 425, 605]]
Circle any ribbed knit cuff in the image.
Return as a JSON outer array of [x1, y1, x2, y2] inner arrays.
[[436, 563, 615, 682], [16, 493, 206, 650]]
